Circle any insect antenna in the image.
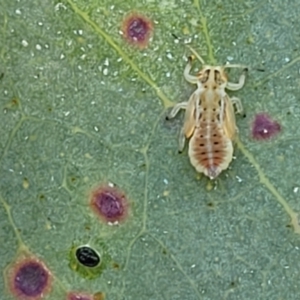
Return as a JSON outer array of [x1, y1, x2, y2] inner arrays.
[[185, 45, 205, 65], [224, 64, 249, 71]]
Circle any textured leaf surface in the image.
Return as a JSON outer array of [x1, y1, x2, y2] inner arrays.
[[1, 1, 300, 299]]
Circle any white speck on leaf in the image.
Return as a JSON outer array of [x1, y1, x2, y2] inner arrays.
[[166, 52, 173, 60], [108, 221, 119, 226], [104, 58, 109, 66], [184, 37, 192, 44], [22, 40, 28, 47], [15, 9, 21, 15], [236, 176, 242, 182], [293, 187, 299, 193], [103, 68, 108, 75], [36, 44, 42, 50], [94, 126, 99, 132], [55, 3, 67, 10]]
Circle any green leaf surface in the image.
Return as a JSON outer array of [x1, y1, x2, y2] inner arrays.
[[1, 0, 300, 299]]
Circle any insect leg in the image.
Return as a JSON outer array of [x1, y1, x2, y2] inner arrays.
[[178, 127, 187, 153], [230, 97, 243, 114], [184, 56, 199, 84], [226, 68, 248, 91], [166, 102, 188, 120], [179, 89, 202, 152], [222, 94, 237, 140]]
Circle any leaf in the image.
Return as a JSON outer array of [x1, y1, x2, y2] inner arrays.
[[1, 0, 300, 299]]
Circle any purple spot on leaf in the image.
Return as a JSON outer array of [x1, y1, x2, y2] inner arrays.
[[128, 18, 149, 41], [252, 113, 281, 140], [14, 262, 49, 297], [6, 257, 52, 299], [122, 13, 153, 48], [90, 184, 129, 223], [67, 292, 93, 300]]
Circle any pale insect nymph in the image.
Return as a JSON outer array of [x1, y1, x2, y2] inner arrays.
[[167, 54, 248, 179]]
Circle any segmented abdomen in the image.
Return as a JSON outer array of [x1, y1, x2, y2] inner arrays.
[[188, 121, 233, 179]]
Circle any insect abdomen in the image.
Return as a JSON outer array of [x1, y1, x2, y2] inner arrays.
[[188, 122, 233, 179]]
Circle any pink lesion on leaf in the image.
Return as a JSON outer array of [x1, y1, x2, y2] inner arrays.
[[89, 183, 129, 224], [67, 291, 93, 300], [121, 12, 153, 49], [6, 255, 52, 300], [252, 113, 281, 140]]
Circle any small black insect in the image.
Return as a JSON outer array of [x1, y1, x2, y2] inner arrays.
[[75, 246, 100, 268]]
